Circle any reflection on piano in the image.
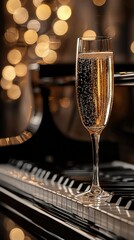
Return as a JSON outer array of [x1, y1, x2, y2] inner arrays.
[[0, 64, 134, 239]]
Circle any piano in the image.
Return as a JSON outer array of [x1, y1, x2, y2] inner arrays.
[[0, 64, 134, 240]]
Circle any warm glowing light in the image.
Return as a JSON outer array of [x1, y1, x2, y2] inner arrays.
[[57, 5, 72, 20], [7, 84, 21, 100], [2, 65, 16, 81], [0, 78, 12, 90], [83, 30, 96, 39], [33, 0, 43, 7], [130, 41, 134, 53], [43, 50, 57, 64], [36, 4, 51, 21], [15, 63, 28, 77], [7, 49, 22, 65], [24, 30, 38, 45], [6, 0, 21, 14], [37, 34, 49, 43], [27, 19, 41, 32], [92, 0, 106, 6], [4, 27, 19, 43], [53, 20, 68, 36], [13, 7, 29, 24], [9, 227, 25, 240], [35, 42, 49, 57]]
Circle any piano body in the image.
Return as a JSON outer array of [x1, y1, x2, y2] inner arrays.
[[0, 64, 134, 240]]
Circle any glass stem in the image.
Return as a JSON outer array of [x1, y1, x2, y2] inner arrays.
[[90, 133, 100, 187]]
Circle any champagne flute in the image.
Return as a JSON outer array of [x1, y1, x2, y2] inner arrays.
[[75, 36, 114, 204]]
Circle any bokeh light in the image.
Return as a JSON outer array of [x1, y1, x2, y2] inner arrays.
[[2, 65, 16, 81], [27, 19, 41, 32], [92, 0, 106, 6], [57, 5, 72, 20], [15, 63, 28, 77], [6, 0, 21, 14], [24, 29, 38, 45], [53, 20, 68, 36], [43, 50, 57, 64], [7, 84, 21, 100], [83, 30, 96, 39], [13, 7, 29, 24], [36, 4, 51, 20], [7, 49, 22, 65], [9, 228, 25, 240]]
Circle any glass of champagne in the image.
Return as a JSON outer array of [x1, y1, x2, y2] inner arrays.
[[75, 36, 114, 204]]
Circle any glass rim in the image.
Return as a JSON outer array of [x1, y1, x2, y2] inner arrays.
[[78, 36, 112, 41]]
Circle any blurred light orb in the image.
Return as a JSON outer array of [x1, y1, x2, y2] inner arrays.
[[57, 5, 72, 20], [53, 20, 68, 36], [36, 4, 51, 20], [4, 27, 19, 43], [9, 228, 25, 240], [43, 50, 57, 64], [24, 29, 38, 45], [0, 78, 12, 90], [6, 0, 21, 14], [35, 42, 49, 58], [130, 41, 134, 53], [33, 0, 44, 7], [92, 0, 106, 6], [2, 65, 16, 81], [13, 7, 29, 24], [37, 34, 49, 43], [15, 63, 28, 77], [83, 30, 96, 39], [27, 19, 41, 32], [7, 84, 21, 100], [7, 49, 22, 65]]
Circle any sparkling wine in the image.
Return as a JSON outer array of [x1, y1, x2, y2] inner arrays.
[[76, 52, 114, 134]]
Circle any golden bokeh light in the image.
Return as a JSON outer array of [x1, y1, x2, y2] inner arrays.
[[7, 49, 22, 65], [37, 34, 49, 43], [27, 19, 41, 32], [15, 63, 28, 77], [130, 41, 134, 53], [33, 0, 44, 7], [83, 30, 96, 39], [53, 20, 68, 36], [57, 5, 72, 20], [0, 78, 13, 90], [6, 0, 21, 14], [9, 227, 25, 240], [92, 0, 106, 6], [24, 29, 38, 45], [7, 84, 21, 100], [43, 50, 57, 64], [36, 4, 51, 21], [4, 27, 19, 43], [35, 42, 49, 58], [13, 7, 29, 24], [2, 65, 16, 81]]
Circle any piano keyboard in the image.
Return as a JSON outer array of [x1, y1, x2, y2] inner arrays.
[[0, 160, 134, 240]]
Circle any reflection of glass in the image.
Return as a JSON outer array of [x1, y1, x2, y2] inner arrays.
[[75, 36, 114, 204]]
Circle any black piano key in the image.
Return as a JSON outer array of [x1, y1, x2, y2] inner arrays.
[[107, 191, 134, 203], [116, 196, 134, 206], [125, 199, 134, 210]]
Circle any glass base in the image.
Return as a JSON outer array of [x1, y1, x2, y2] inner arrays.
[[75, 184, 110, 205]]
